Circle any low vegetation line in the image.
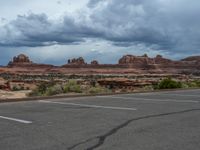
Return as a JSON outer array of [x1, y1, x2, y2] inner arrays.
[[0, 78, 200, 103]]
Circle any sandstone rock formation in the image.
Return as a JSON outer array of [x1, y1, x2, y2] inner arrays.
[[181, 56, 200, 62], [154, 55, 172, 64], [91, 60, 99, 65], [118, 54, 175, 66], [67, 57, 86, 65], [118, 54, 154, 66], [8, 54, 33, 66], [14, 54, 31, 63], [7, 54, 55, 70], [2, 53, 200, 75]]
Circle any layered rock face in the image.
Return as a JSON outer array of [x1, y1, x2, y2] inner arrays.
[[118, 54, 173, 65], [154, 55, 172, 64], [119, 55, 147, 65], [8, 54, 33, 66], [13, 54, 31, 63], [181, 56, 200, 63], [67, 57, 86, 65], [7, 54, 54, 69]]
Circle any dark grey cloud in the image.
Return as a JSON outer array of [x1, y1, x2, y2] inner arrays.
[[87, 0, 106, 8], [87, 0, 200, 51], [0, 13, 88, 47], [0, 0, 200, 54]]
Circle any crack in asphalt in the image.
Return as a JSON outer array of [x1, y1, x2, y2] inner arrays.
[[67, 108, 200, 150]]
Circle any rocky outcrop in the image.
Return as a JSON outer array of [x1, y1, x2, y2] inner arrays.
[[118, 54, 154, 66], [3, 53, 200, 75], [67, 57, 86, 65], [7, 54, 55, 69], [118, 54, 175, 65], [13, 54, 31, 63], [154, 55, 172, 64], [8, 54, 33, 66], [181, 56, 200, 62], [91, 60, 99, 65]]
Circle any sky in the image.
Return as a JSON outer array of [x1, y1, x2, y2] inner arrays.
[[0, 0, 200, 65]]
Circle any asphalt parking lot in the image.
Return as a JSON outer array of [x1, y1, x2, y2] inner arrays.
[[0, 89, 200, 150]]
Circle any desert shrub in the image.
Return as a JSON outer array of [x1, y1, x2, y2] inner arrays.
[[12, 86, 20, 91], [187, 82, 197, 87], [37, 81, 56, 94], [88, 87, 103, 94], [45, 84, 64, 96], [28, 81, 56, 96], [181, 83, 189, 88], [28, 89, 42, 97], [186, 80, 200, 88], [19, 86, 25, 90], [156, 78, 182, 89], [64, 80, 82, 93], [88, 86, 109, 94], [194, 80, 200, 87], [143, 85, 154, 91]]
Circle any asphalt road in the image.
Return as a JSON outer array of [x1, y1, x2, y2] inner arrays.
[[0, 89, 200, 150]]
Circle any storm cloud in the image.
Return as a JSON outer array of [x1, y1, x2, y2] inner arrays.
[[0, 0, 200, 64]]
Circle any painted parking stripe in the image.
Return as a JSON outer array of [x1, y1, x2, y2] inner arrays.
[[123, 92, 200, 97], [134, 93, 200, 98], [39, 100, 137, 111], [0, 116, 32, 124], [161, 93, 200, 97], [97, 96, 199, 103]]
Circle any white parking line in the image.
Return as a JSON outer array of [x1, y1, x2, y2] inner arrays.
[[133, 92, 200, 97], [39, 100, 137, 111], [161, 93, 200, 97], [97, 96, 199, 103], [0, 116, 32, 124], [123, 92, 200, 97]]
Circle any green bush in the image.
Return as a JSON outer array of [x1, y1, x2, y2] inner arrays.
[[37, 81, 56, 94], [193, 80, 200, 87], [157, 78, 182, 89], [45, 84, 64, 96], [181, 83, 189, 88], [64, 80, 82, 93], [28, 81, 56, 96], [185, 80, 200, 88]]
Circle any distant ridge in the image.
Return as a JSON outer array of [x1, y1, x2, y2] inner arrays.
[[0, 53, 199, 75], [181, 56, 200, 62]]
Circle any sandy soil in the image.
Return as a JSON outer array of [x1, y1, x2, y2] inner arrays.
[[0, 90, 31, 99]]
